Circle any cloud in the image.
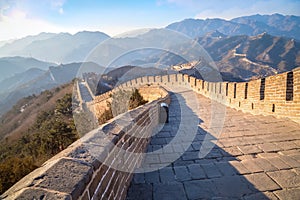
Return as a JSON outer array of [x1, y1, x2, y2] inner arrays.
[[49, 0, 66, 14], [59, 7, 64, 14], [0, 0, 17, 21], [0, 0, 70, 40], [0, 10, 65, 40]]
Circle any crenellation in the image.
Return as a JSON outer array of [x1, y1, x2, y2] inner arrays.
[[169, 74, 177, 85], [162, 75, 168, 84], [183, 74, 189, 85], [3, 67, 300, 200], [190, 76, 196, 88]]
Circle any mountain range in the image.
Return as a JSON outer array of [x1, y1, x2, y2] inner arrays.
[[196, 31, 300, 80], [0, 31, 110, 63], [167, 13, 300, 40], [0, 13, 299, 115], [0, 62, 104, 116], [0, 56, 56, 81]]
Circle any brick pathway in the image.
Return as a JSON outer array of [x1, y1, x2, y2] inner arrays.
[[126, 87, 300, 200]]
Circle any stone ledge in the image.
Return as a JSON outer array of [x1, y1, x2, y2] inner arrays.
[[2, 92, 170, 200]]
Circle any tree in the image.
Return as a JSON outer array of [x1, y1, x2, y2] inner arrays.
[[128, 89, 148, 110], [98, 88, 147, 124]]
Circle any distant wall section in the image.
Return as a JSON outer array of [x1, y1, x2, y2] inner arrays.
[[104, 67, 300, 124]]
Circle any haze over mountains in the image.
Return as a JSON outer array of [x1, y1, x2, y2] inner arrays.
[[167, 13, 300, 40], [0, 31, 110, 63], [196, 31, 300, 80], [0, 57, 56, 81], [0, 62, 104, 116], [0, 13, 299, 116]]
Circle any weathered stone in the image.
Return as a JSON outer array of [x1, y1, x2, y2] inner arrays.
[[241, 159, 264, 173], [133, 173, 145, 184], [159, 167, 176, 183], [153, 182, 187, 200], [15, 188, 71, 200], [253, 158, 278, 172], [145, 171, 160, 184], [243, 191, 278, 200], [184, 179, 218, 199], [279, 155, 300, 168], [159, 153, 180, 163], [126, 183, 152, 200], [223, 146, 244, 156], [174, 166, 191, 181], [35, 158, 93, 199], [244, 173, 281, 191], [267, 169, 300, 188], [212, 176, 253, 198], [188, 164, 206, 180], [238, 145, 263, 154], [144, 154, 161, 164], [201, 163, 222, 178], [257, 143, 282, 153], [274, 188, 300, 200], [215, 161, 237, 176], [181, 151, 200, 161], [228, 160, 251, 175]]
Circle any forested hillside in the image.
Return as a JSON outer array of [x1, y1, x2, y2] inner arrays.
[[0, 83, 79, 194]]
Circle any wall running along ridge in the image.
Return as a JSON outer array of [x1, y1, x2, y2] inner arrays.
[[2, 67, 299, 199], [113, 67, 299, 124]]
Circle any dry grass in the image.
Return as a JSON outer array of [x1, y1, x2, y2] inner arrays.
[[0, 83, 74, 142]]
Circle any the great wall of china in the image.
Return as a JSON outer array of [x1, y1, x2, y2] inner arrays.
[[92, 67, 299, 124], [2, 67, 299, 199]]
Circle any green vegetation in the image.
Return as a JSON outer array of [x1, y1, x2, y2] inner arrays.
[[0, 92, 78, 194], [98, 102, 114, 124], [98, 89, 147, 124], [128, 88, 148, 110], [0, 86, 147, 194]]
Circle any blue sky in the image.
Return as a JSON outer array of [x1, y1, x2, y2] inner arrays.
[[0, 0, 300, 41]]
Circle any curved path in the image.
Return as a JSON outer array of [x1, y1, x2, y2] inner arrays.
[[126, 87, 300, 200]]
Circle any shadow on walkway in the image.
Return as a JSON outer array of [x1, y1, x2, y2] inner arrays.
[[126, 92, 275, 200]]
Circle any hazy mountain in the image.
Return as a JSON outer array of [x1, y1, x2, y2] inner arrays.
[[166, 14, 300, 40], [167, 18, 252, 39], [108, 29, 299, 81], [232, 14, 300, 39], [0, 62, 104, 116], [196, 32, 300, 80], [0, 33, 56, 55], [0, 31, 110, 63], [0, 14, 299, 89], [0, 68, 46, 95], [0, 56, 56, 81], [86, 28, 300, 81]]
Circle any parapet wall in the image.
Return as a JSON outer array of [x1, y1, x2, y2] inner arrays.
[[3, 67, 299, 199], [114, 67, 299, 124], [91, 85, 169, 120], [2, 95, 170, 200]]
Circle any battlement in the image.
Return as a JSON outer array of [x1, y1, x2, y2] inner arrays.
[[2, 67, 299, 199], [111, 67, 299, 124], [90, 85, 169, 120]]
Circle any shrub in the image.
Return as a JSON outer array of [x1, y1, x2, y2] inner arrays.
[[98, 89, 147, 124]]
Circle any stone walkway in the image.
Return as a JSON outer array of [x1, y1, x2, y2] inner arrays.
[[126, 88, 300, 200]]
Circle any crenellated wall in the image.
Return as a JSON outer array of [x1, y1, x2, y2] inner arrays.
[[90, 85, 169, 120], [2, 67, 299, 199], [110, 67, 299, 124]]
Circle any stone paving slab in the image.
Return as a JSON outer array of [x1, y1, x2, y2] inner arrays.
[[126, 88, 300, 200]]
